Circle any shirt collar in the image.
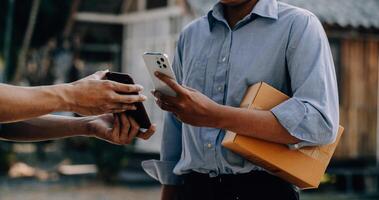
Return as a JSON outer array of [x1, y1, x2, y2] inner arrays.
[[207, 0, 279, 31]]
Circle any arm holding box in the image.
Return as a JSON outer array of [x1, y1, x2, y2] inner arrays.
[[270, 14, 339, 146]]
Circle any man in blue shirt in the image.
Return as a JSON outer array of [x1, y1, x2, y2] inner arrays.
[[143, 0, 339, 199]]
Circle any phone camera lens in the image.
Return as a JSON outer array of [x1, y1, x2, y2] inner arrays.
[[163, 64, 167, 68], [157, 61, 161, 65], [160, 58, 164, 62]]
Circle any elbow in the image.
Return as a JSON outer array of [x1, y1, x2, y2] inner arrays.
[[319, 109, 340, 145], [318, 128, 337, 145], [310, 118, 339, 146], [291, 113, 339, 146]]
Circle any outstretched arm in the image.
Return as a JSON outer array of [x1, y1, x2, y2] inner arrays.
[[0, 71, 146, 123], [0, 114, 156, 144]]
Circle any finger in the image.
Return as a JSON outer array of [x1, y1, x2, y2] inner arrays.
[[113, 94, 147, 104], [182, 85, 197, 92], [138, 124, 156, 140], [110, 113, 121, 144], [119, 113, 131, 144], [127, 116, 140, 143], [154, 72, 186, 94], [110, 104, 137, 113], [111, 82, 144, 93], [83, 70, 108, 81], [156, 99, 176, 112], [93, 70, 108, 80], [153, 90, 177, 104], [151, 90, 158, 101]]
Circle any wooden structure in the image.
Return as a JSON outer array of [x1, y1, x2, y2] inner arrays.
[[330, 31, 379, 162]]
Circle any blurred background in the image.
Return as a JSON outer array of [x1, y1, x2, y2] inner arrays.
[[0, 0, 379, 199]]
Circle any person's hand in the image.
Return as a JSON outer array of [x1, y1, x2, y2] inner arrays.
[[85, 113, 156, 145], [64, 70, 147, 116], [153, 72, 221, 127]]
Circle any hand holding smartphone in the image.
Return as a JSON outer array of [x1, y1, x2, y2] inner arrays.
[[143, 52, 177, 97], [105, 72, 152, 129]]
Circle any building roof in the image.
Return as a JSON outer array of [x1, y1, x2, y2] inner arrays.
[[281, 0, 379, 29], [187, 0, 379, 29]]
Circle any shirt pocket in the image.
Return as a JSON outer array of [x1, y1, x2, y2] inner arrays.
[[182, 57, 207, 93]]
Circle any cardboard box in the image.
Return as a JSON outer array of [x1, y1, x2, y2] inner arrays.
[[222, 82, 343, 189]]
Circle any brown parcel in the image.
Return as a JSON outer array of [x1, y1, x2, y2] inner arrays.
[[222, 82, 343, 189]]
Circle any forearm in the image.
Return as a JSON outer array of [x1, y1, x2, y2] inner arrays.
[[0, 84, 71, 123], [0, 115, 89, 141], [215, 105, 301, 144]]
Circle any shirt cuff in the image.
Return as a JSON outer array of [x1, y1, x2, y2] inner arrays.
[[271, 97, 314, 148], [142, 160, 183, 185], [271, 98, 306, 131]]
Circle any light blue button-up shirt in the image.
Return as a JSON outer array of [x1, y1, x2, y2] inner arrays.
[[142, 0, 339, 185]]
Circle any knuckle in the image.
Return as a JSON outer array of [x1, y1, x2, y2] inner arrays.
[[178, 103, 186, 110], [107, 93, 117, 101], [129, 97, 137, 103], [141, 136, 148, 140], [124, 86, 131, 92], [102, 106, 111, 112], [130, 85, 139, 91], [124, 121, 131, 129], [132, 125, 139, 132], [144, 133, 153, 140], [131, 96, 140, 103], [141, 134, 149, 140], [183, 92, 191, 98], [120, 138, 128, 145], [124, 97, 132, 103], [103, 80, 114, 89], [104, 104, 113, 110]]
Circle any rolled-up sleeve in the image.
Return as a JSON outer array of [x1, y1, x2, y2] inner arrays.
[[142, 34, 185, 185], [271, 14, 339, 146]]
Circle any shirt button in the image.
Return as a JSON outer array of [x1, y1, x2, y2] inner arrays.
[[217, 86, 223, 91], [221, 57, 226, 62], [207, 143, 212, 148]]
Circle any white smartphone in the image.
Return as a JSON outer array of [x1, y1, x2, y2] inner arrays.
[[143, 52, 177, 97]]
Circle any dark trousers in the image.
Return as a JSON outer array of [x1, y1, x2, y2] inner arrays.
[[179, 171, 299, 200]]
